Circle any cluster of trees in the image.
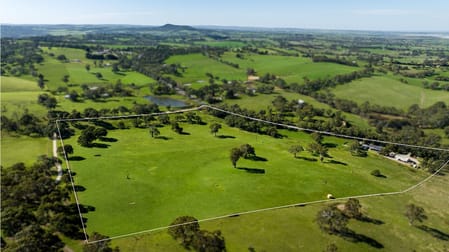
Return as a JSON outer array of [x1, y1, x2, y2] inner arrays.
[[77, 126, 108, 147], [312, 55, 358, 67], [37, 93, 57, 109], [0, 39, 43, 77], [1, 156, 86, 250], [168, 216, 226, 252]]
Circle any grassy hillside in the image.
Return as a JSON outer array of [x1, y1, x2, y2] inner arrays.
[[331, 76, 449, 109]]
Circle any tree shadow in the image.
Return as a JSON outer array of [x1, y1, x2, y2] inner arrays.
[[79, 204, 96, 213], [323, 143, 338, 148], [373, 174, 387, 178], [237, 167, 266, 174], [155, 136, 172, 140], [180, 132, 191, 135], [327, 160, 348, 166], [93, 120, 117, 130], [68, 156, 86, 161], [247, 156, 268, 162], [339, 230, 384, 249], [73, 185, 86, 192], [417, 225, 449, 241], [99, 137, 118, 142], [217, 135, 236, 139], [91, 143, 110, 148], [296, 156, 318, 162], [356, 216, 384, 225]]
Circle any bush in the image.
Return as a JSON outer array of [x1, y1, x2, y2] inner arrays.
[[371, 169, 382, 177]]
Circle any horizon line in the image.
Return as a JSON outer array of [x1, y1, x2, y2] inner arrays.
[[2, 23, 449, 33]]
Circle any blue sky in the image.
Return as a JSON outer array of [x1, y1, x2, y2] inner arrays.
[[1, 0, 448, 31]]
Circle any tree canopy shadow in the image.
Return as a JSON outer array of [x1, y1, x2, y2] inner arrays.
[[217, 135, 236, 139], [327, 160, 348, 166], [73, 185, 86, 192], [68, 156, 86, 161], [297, 156, 318, 162], [90, 143, 110, 148], [247, 156, 268, 162], [93, 120, 116, 130], [339, 230, 384, 249], [100, 137, 118, 142], [155, 136, 172, 140], [180, 132, 191, 135], [237, 167, 265, 174], [356, 215, 384, 225], [417, 225, 449, 241], [323, 143, 338, 148]]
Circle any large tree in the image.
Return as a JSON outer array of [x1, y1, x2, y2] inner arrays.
[[239, 144, 255, 159], [230, 148, 242, 168], [316, 205, 349, 235], [344, 198, 362, 219], [168, 216, 200, 248], [57, 144, 74, 159], [308, 142, 328, 162], [288, 144, 304, 158], [209, 123, 222, 136], [149, 125, 160, 138], [405, 204, 427, 225]]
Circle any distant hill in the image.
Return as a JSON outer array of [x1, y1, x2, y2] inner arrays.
[[157, 24, 196, 31]]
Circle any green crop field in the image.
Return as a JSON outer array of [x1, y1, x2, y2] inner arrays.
[[63, 114, 426, 238], [331, 76, 449, 109]]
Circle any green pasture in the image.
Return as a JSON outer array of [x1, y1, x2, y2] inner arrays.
[[221, 52, 360, 82], [331, 76, 449, 109], [0, 76, 41, 92], [194, 41, 246, 48], [112, 167, 449, 252], [164, 53, 247, 84], [1, 91, 48, 118], [1, 135, 51, 167], [64, 115, 426, 237], [36, 47, 155, 90]]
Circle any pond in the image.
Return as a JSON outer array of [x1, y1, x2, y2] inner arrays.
[[144, 95, 188, 108]]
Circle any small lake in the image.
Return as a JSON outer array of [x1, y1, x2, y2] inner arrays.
[[144, 95, 188, 108]]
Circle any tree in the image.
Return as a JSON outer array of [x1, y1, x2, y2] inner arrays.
[[316, 205, 349, 234], [191, 230, 226, 252], [96, 72, 103, 79], [210, 123, 222, 136], [311, 132, 323, 144], [62, 74, 70, 84], [405, 204, 427, 225], [56, 54, 67, 61], [13, 224, 64, 252], [349, 141, 367, 157], [171, 121, 183, 134], [168, 216, 200, 248], [230, 147, 242, 168], [272, 95, 288, 112], [37, 93, 57, 109], [344, 198, 362, 219], [37, 74, 45, 89], [57, 144, 74, 159], [308, 142, 328, 162], [83, 232, 119, 252], [289, 145, 304, 158], [112, 63, 120, 73], [149, 125, 160, 138], [85, 64, 91, 72], [239, 144, 255, 158]]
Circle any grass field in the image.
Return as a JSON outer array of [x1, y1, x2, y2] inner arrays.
[[164, 53, 247, 84], [111, 172, 449, 251], [0, 76, 41, 92], [331, 76, 449, 109], [1, 134, 51, 167], [36, 47, 155, 90], [63, 114, 426, 238]]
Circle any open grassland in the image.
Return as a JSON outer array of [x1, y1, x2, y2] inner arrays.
[[1, 134, 51, 167], [37, 47, 155, 90], [1, 76, 41, 92], [193, 41, 246, 47], [1, 91, 48, 118], [331, 76, 449, 109], [63, 115, 426, 238], [165, 53, 246, 84], [221, 52, 360, 83], [111, 166, 449, 252]]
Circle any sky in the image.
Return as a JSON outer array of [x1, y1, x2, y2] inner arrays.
[[1, 0, 449, 31]]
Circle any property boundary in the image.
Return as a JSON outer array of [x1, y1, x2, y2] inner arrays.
[[54, 105, 449, 244]]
